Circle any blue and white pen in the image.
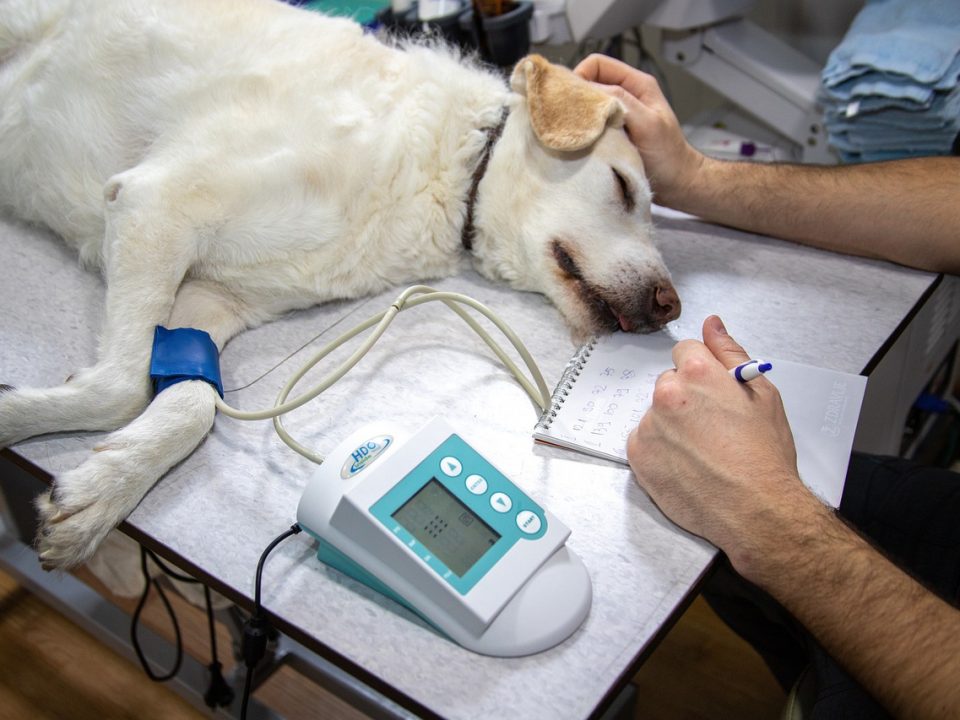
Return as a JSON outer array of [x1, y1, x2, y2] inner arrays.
[[730, 359, 773, 383]]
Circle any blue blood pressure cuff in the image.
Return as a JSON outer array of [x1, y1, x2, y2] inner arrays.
[[150, 326, 224, 398]]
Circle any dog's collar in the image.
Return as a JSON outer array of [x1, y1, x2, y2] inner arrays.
[[461, 107, 510, 253]]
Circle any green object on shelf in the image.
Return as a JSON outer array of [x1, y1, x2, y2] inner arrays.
[[302, 1, 390, 25]]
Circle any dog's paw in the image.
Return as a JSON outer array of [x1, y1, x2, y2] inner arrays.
[[35, 495, 119, 570], [34, 444, 157, 570]]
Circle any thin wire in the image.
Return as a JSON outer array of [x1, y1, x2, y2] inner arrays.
[[223, 296, 378, 393], [214, 285, 550, 465]]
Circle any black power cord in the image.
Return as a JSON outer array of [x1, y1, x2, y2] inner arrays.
[[202, 584, 235, 709], [131, 546, 183, 682], [130, 546, 234, 708], [240, 523, 303, 720]]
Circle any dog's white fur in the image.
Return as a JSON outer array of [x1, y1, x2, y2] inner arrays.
[[0, 0, 679, 568]]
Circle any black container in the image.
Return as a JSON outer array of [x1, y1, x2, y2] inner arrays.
[[373, 6, 402, 31], [459, 2, 534, 67], [378, 3, 472, 49]]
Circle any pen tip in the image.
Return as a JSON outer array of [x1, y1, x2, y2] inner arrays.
[[758, 362, 773, 373]]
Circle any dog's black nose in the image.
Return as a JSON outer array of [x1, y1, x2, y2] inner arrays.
[[651, 285, 681, 323]]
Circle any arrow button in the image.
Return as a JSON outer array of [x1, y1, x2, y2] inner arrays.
[[490, 492, 512, 513], [440, 456, 462, 477]]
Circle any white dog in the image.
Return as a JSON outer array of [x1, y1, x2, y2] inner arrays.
[[0, 0, 680, 569]]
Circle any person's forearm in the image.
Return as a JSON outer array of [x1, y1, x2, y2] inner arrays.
[[736, 502, 960, 719], [665, 156, 960, 275]]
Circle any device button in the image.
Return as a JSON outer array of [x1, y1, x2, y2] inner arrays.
[[440, 456, 462, 477], [490, 492, 512, 513], [516, 510, 542, 535], [465, 474, 487, 495]]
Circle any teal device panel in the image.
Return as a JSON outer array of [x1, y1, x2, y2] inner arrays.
[[369, 433, 547, 595]]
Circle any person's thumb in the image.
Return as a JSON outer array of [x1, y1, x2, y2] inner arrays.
[[702, 315, 750, 369]]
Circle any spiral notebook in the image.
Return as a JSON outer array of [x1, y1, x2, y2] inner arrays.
[[533, 332, 867, 507]]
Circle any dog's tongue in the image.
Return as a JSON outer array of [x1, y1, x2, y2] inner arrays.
[[618, 314, 634, 332]]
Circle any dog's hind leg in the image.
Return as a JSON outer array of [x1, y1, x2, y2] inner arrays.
[[34, 279, 251, 569]]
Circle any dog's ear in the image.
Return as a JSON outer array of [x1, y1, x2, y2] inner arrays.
[[510, 54, 624, 152]]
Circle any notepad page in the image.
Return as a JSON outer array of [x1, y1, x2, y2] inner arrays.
[[534, 332, 677, 463], [534, 332, 867, 508]]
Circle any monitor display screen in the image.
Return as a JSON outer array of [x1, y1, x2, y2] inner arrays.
[[392, 478, 500, 577]]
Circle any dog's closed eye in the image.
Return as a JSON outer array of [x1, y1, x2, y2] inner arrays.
[[612, 168, 635, 214], [552, 240, 581, 279]]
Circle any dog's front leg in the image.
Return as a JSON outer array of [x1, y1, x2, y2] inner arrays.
[[0, 170, 198, 446], [34, 379, 219, 568], [34, 279, 250, 569]]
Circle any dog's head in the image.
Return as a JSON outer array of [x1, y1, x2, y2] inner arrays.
[[472, 55, 679, 339]]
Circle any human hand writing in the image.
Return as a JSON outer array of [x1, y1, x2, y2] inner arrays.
[[573, 53, 705, 209], [627, 315, 824, 582]]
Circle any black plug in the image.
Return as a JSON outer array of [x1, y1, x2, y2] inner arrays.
[[239, 613, 271, 719], [242, 614, 271, 670], [204, 660, 235, 709]]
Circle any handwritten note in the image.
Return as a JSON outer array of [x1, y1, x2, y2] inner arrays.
[[535, 332, 675, 463], [533, 332, 866, 507]]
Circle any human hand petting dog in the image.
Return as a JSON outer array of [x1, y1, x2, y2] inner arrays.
[[625, 316, 825, 584], [574, 53, 960, 276], [573, 53, 705, 211]]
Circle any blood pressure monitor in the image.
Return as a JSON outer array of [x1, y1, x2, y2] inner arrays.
[[297, 417, 592, 656]]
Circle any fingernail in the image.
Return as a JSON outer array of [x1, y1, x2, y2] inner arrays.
[[709, 315, 727, 335]]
